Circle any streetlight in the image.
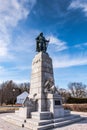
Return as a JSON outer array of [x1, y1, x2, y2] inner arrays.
[[13, 89, 15, 106]]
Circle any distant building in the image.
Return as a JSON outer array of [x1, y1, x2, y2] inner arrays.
[[16, 91, 29, 104]]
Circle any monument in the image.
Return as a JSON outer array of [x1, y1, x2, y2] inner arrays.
[[28, 32, 65, 119], [2, 33, 82, 130]]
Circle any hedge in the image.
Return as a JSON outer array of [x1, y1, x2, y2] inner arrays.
[[67, 97, 87, 104]]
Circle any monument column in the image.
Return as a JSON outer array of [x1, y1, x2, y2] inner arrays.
[[30, 52, 54, 112]]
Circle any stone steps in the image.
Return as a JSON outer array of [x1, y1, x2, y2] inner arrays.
[[1, 116, 23, 127], [24, 117, 82, 130], [24, 115, 83, 130], [25, 115, 79, 126], [54, 116, 82, 128], [54, 114, 80, 123], [1, 114, 83, 130], [26, 118, 53, 126], [33, 123, 54, 130], [6, 114, 26, 121]]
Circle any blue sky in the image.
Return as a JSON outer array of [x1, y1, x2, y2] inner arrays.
[[0, 0, 87, 88]]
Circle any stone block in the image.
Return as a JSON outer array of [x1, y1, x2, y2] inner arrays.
[[16, 107, 31, 118], [31, 112, 52, 120]]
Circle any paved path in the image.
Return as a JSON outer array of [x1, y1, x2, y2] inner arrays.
[[0, 112, 87, 130], [0, 113, 28, 130]]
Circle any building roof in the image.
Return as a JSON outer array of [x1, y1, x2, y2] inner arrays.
[[17, 91, 29, 98], [16, 91, 29, 104]]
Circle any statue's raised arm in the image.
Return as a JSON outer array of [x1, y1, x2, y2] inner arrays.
[[36, 32, 49, 53]]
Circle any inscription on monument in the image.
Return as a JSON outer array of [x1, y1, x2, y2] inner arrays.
[[55, 100, 61, 105]]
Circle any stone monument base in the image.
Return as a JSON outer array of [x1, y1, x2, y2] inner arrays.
[[1, 111, 83, 130], [47, 93, 65, 118], [31, 112, 52, 120]]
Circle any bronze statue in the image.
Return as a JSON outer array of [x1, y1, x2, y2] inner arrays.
[[36, 32, 49, 52]]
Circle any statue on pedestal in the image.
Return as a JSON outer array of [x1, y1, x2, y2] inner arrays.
[[36, 32, 49, 52]]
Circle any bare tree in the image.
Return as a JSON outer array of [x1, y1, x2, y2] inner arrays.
[[0, 80, 30, 105], [58, 88, 71, 103], [17, 82, 30, 93], [0, 80, 18, 104], [68, 82, 87, 98]]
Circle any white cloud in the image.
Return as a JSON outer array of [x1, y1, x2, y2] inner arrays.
[[0, 0, 36, 27], [12, 65, 31, 71], [83, 42, 87, 46], [0, 40, 9, 56], [0, 25, 10, 57], [0, 0, 36, 58], [74, 42, 87, 48], [69, 0, 87, 16], [0, 66, 4, 71], [53, 54, 87, 68], [49, 35, 68, 51], [0, 65, 30, 83], [7, 29, 39, 65]]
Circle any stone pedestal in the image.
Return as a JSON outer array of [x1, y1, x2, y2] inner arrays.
[[29, 52, 54, 112], [47, 93, 64, 118]]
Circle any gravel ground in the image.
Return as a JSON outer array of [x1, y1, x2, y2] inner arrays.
[[0, 112, 87, 130]]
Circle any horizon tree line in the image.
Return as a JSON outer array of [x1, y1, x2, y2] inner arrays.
[[0, 80, 87, 105]]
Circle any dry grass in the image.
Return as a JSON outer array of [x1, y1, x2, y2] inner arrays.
[[1, 104, 87, 113], [63, 104, 87, 112], [0, 106, 19, 113]]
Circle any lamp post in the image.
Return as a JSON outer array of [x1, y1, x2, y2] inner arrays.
[[13, 89, 15, 106]]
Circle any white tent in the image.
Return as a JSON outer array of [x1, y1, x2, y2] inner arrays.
[[16, 91, 29, 104]]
